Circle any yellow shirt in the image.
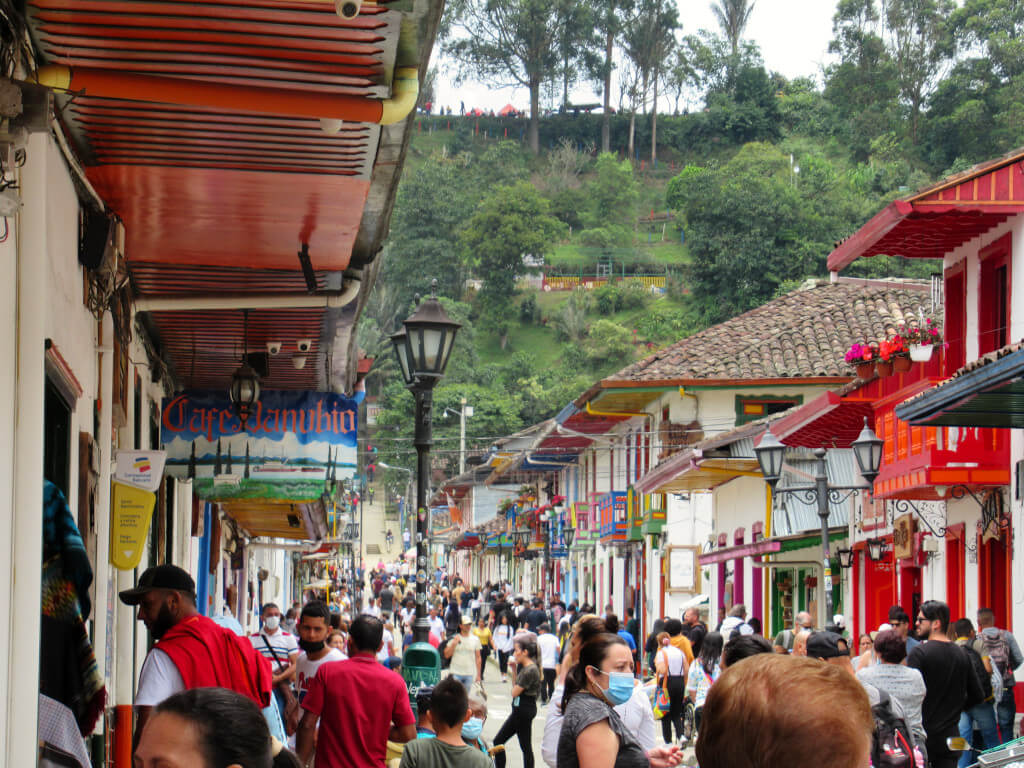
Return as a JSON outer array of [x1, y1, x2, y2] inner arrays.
[[473, 626, 492, 646]]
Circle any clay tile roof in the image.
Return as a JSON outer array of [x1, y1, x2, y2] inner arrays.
[[606, 278, 938, 383]]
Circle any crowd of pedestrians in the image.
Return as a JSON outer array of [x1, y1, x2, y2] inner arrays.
[[120, 562, 1021, 768]]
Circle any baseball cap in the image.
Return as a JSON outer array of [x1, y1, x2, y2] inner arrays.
[[806, 631, 850, 660], [119, 564, 196, 605], [460, 615, 473, 625]]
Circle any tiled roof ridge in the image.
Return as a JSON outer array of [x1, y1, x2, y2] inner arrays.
[[607, 280, 941, 382]]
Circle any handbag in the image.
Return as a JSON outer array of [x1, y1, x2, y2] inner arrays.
[[262, 636, 301, 736], [652, 650, 670, 720]]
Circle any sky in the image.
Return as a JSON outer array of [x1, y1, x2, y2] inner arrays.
[[431, 0, 838, 113]]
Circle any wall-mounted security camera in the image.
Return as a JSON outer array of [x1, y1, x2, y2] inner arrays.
[[334, 0, 362, 19], [266, 341, 282, 356], [297, 339, 312, 353]]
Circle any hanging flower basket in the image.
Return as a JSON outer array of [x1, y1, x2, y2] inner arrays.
[[855, 361, 875, 378], [909, 343, 934, 362], [893, 354, 913, 373], [846, 343, 878, 379], [876, 360, 894, 377]]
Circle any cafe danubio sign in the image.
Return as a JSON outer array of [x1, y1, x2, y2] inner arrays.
[[160, 390, 358, 501]]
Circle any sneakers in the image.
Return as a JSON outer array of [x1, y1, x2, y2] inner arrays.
[[502, 676, 507, 683]]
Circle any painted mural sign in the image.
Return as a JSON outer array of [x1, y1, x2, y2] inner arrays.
[[161, 390, 358, 501]]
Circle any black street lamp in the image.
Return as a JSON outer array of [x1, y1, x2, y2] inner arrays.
[[754, 419, 883, 622], [389, 285, 460, 646], [564, 527, 576, 548]]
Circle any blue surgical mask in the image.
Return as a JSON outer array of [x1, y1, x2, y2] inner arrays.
[[591, 667, 634, 705], [461, 717, 484, 740]]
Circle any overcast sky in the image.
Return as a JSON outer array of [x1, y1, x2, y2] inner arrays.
[[431, 0, 838, 113]]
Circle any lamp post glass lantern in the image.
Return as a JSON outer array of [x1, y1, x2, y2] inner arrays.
[[754, 419, 885, 624], [852, 417, 885, 486], [388, 286, 460, 649], [866, 538, 886, 562], [229, 309, 261, 428], [836, 548, 854, 569], [753, 427, 786, 490]]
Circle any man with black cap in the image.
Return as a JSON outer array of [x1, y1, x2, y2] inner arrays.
[[808, 630, 919, 762], [120, 564, 273, 743]]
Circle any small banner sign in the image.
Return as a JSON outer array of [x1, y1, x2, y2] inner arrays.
[[114, 450, 167, 492], [110, 480, 156, 570], [160, 390, 358, 501]]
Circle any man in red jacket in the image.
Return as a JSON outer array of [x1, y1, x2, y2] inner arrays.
[[119, 564, 272, 745]]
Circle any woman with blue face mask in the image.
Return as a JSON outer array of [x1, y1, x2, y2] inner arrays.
[[557, 634, 684, 768]]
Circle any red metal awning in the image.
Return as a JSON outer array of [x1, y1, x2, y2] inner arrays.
[[828, 154, 1024, 271], [26, 0, 433, 393], [770, 391, 874, 448]]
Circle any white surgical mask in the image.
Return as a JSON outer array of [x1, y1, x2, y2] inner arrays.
[[264, 615, 281, 631]]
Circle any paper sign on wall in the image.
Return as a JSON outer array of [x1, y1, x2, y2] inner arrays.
[[114, 450, 167, 492], [110, 480, 156, 570]]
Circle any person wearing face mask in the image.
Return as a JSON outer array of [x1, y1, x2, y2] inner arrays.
[[557, 634, 684, 768], [119, 564, 273, 747], [399, 677, 490, 768], [251, 603, 300, 724], [294, 601, 346, 703], [462, 694, 490, 754]]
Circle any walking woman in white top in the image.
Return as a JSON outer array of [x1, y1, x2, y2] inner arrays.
[[493, 612, 515, 683]]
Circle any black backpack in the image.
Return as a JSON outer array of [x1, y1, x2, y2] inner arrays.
[[961, 643, 993, 702], [871, 689, 917, 768]]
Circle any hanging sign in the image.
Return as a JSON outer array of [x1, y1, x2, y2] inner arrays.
[[160, 390, 358, 501], [114, 450, 167, 492], [110, 480, 156, 570], [893, 514, 916, 560]]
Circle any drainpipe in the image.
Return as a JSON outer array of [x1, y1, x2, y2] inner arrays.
[[30, 65, 419, 126], [134, 278, 361, 313]]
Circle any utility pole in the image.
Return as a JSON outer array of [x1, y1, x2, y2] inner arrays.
[[459, 396, 467, 475]]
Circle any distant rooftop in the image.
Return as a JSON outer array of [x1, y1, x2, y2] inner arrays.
[[606, 278, 938, 383]]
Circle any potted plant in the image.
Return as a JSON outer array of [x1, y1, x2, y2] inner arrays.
[[845, 342, 877, 379], [880, 336, 911, 374], [901, 318, 942, 361]]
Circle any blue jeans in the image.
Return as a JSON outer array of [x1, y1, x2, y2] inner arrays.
[[452, 673, 474, 691], [996, 687, 1017, 743], [958, 701, 1001, 768]]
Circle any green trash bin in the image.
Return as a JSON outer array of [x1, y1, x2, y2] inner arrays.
[[401, 641, 441, 714]]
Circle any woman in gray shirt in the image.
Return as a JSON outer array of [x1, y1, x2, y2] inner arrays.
[[557, 633, 683, 768], [856, 629, 927, 745]]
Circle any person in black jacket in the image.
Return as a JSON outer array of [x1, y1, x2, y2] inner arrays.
[[953, 618, 1001, 761], [908, 602, 986, 768]]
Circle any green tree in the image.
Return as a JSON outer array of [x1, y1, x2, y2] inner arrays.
[[884, 0, 956, 145], [711, 0, 756, 56], [552, 0, 603, 110], [923, 0, 1024, 168], [594, 0, 636, 152], [666, 143, 820, 324], [382, 156, 474, 314], [461, 182, 565, 348], [586, 153, 639, 227], [621, 0, 680, 160], [444, 0, 559, 154], [824, 0, 899, 160], [582, 319, 636, 365]]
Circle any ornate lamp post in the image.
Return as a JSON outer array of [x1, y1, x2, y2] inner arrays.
[[390, 285, 460, 706], [755, 418, 883, 621]]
